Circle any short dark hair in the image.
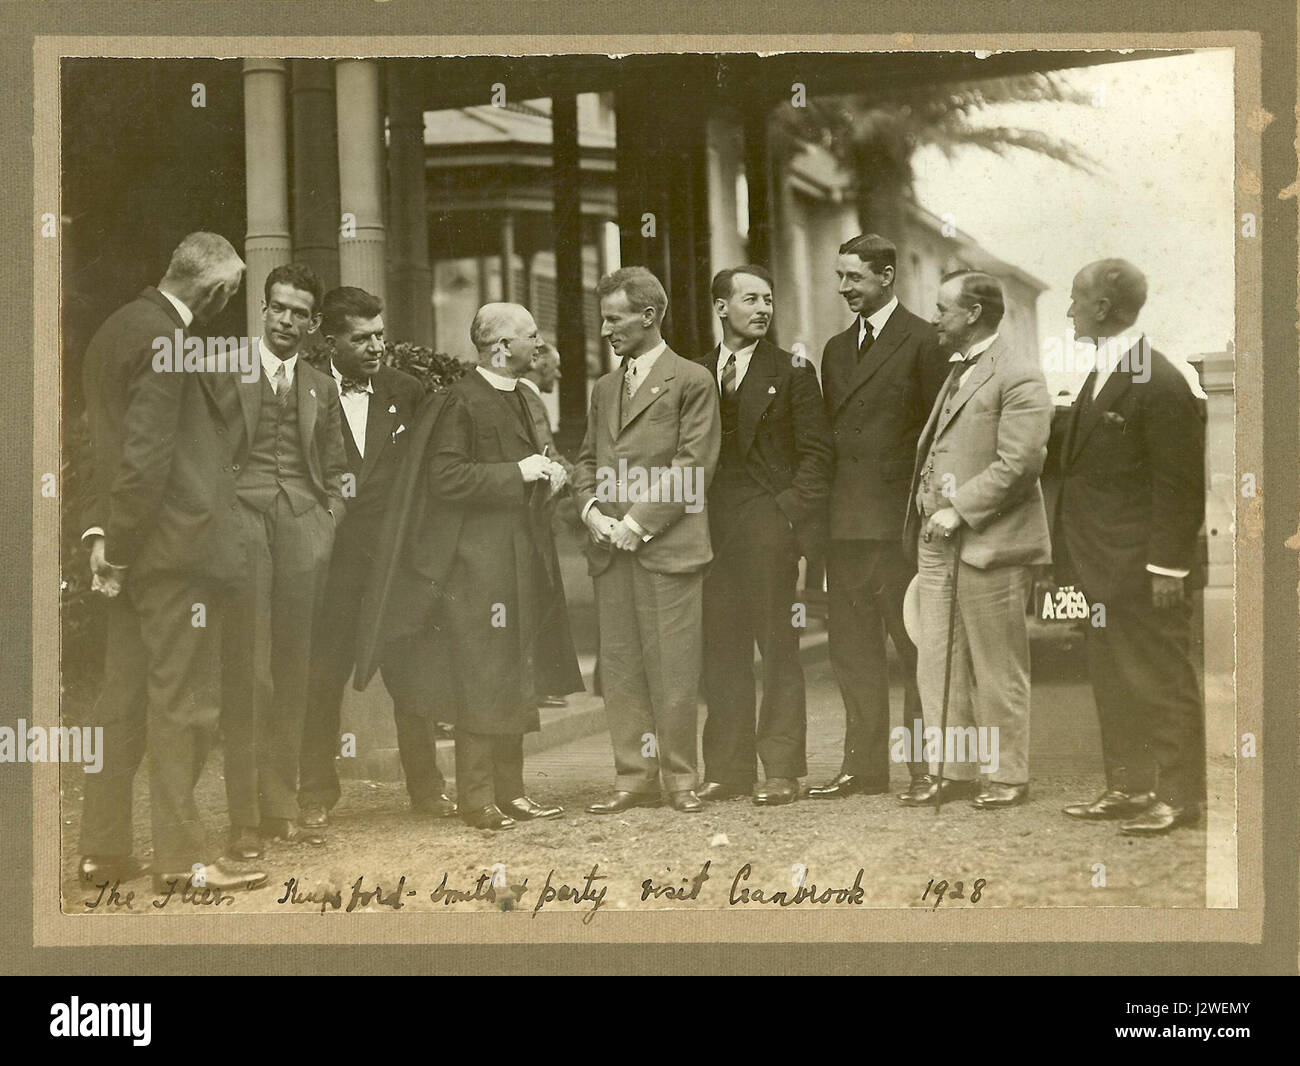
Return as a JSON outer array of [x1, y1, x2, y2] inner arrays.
[[711, 264, 775, 303], [321, 286, 383, 338], [941, 269, 1005, 329], [1085, 258, 1148, 320], [837, 234, 897, 275], [263, 263, 323, 312], [596, 266, 667, 323]]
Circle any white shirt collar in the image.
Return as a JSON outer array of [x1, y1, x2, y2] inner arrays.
[[330, 360, 374, 393], [476, 364, 518, 391], [158, 287, 194, 329], [949, 331, 999, 364], [719, 338, 759, 363], [258, 339, 298, 385], [1090, 323, 1146, 376], [518, 375, 543, 397], [626, 339, 668, 369], [861, 295, 899, 341]]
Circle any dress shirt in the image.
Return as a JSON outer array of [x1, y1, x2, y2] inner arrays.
[[331, 361, 373, 459], [259, 342, 298, 391], [717, 339, 759, 393], [623, 339, 667, 399], [949, 331, 1000, 388], [859, 294, 899, 350]]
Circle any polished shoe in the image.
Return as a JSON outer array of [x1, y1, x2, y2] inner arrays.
[[229, 827, 264, 860], [538, 695, 568, 708], [668, 789, 704, 813], [1119, 800, 1197, 835], [897, 776, 980, 806], [1063, 789, 1155, 820], [260, 819, 325, 846], [807, 773, 888, 798], [753, 778, 798, 806], [971, 782, 1029, 809], [697, 780, 749, 801], [586, 791, 662, 814], [152, 858, 268, 894], [412, 794, 458, 818], [299, 804, 329, 829], [504, 795, 564, 820], [78, 854, 150, 884], [462, 804, 516, 831]]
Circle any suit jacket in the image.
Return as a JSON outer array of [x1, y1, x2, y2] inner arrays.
[[903, 335, 1053, 570], [353, 370, 582, 703], [227, 339, 348, 521], [93, 288, 245, 583], [1054, 341, 1206, 606], [334, 363, 426, 537], [695, 337, 832, 557], [821, 302, 950, 541], [573, 347, 721, 576]]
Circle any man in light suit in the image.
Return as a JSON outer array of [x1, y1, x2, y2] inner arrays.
[[900, 270, 1052, 809], [574, 267, 721, 814], [1057, 259, 1207, 834], [84, 231, 268, 893], [219, 263, 348, 857], [298, 287, 453, 829], [811, 234, 950, 799], [694, 265, 832, 806]]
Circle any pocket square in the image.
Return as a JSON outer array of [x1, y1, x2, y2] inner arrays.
[[1102, 411, 1126, 426], [392, 424, 406, 441]]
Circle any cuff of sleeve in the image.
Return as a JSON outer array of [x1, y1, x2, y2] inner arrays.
[[581, 498, 598, 523], [81, 526, 105, 543], [623, 514, 652, 542], [1146, 564, 1189, 578]]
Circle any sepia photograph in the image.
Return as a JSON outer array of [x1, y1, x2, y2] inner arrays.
[[28, 32, 1261, 949]]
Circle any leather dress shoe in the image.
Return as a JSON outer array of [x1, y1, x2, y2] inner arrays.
[[971, 782, 1029, 809], [78, 854, 150, 884], [668, 789, 704, 813], [261, 818, 325, 846], [586, 791, 662, 814], [504, 795, 564, 820], [1120, 800, 1197, 835], [462, 804, 516, 830], [897, 776, 980, 806], [412, 794, 458, 818], [229, 827, 264, 860], [697, 781, 749, 801], [299, 804, 329, 829], [152, 858, 268, 894], [808, 773, 888, 798], [1064, 789, 1155, 820], [753, 778, 798, 806]]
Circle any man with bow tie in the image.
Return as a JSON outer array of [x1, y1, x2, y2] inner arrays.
[[1056, 259, 1207, 834], [219, 264, 348, 858], [694, 265, 831, 806], [900, 270, 1052, 810], [298, 286, 454, 831], [574, 267, 721, 815], [812, 234, 949, 801]]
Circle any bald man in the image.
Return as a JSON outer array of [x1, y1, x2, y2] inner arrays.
[[1057, 259, 1207, 834], [357, 303, 583, 830]]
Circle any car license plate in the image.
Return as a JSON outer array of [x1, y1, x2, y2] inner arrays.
[[1039, 584, 1088, 623]]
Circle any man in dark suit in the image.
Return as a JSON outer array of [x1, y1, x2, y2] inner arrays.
[[297, 287, 454, 829], [355, 302, 583, 831], [900, 271, 1053, 809], [694, 265, 832, 806], [83, 231, 268, 892], [1057, 259, 1207, 834], [811, 234, 949, 799], [574, 267, 721, 815], [219, 264, 348, 857]]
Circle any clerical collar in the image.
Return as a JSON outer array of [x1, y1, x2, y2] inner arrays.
[[476, 365, 518, 391], [519, 375, 543, 397]]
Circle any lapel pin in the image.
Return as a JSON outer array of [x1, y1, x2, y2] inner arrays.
[[767, 385, 777, 394], [388, 404, 397, 414], [650, 386, 660, 394], [309, 388, 316, 398]]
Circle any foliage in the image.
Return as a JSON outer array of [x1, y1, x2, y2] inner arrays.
[[300, 337, 469, 393]]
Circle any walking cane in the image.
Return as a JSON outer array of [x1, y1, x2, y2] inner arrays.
[[934, 525, 964, 815]]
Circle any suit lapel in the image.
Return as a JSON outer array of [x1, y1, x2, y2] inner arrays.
[[360, 375, 395, 485], [1070, 359, 1133, 460], [619, 348, 675, 433], [841, 306, 909, 403], [235, 339, 263, 445], [296, 360, 321, 482], [738, 340, 778, 455], [935, 348, 995, 439]]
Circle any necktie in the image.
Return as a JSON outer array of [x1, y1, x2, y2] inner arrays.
[[273, 362, 289, 400], [857, 320, 874, 361], [624, 356, 638, 401], [720, 351, 736, 397]]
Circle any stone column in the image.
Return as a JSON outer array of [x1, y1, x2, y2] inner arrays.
[[243, 58, 292, 335], [385, 59, 433, 346], [290, 60, 341, 292], [335, 59, 387, 301]]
